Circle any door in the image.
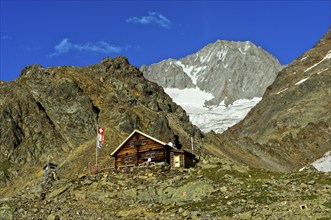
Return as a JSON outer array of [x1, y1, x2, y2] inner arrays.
[[174, 155, 180, 167]]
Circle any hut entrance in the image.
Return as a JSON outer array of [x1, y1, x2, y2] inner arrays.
[[174, 155, 180, 167]]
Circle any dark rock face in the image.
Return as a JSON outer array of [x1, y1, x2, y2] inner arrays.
[[220, 28, 331, 171], [0, 56, 203, 188]]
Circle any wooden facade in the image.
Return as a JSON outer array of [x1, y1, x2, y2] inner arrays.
[[111, 130, 196, 169], [170, 150, 196, 168]]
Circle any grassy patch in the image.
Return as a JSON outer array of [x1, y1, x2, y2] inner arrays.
[[0, 159, 11, 172], [322, 200, 331, 209]]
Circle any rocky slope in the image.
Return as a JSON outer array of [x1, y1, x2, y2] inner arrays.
[[219, 28, 331, 171], [1, 57, 226, 196], [1, 160, 330, 219], [141, 40, 283, 106]]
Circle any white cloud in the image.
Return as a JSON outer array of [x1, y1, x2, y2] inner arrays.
[[50, 38, 127, 57], [126, 12, 171, 28], [1, 35, 10, 40], [53, 38, 71, 55]]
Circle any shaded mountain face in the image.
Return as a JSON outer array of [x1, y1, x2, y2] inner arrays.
[[0, 57, 208, 189], [220, 28, 331, 171], [141, 40, 283, 106]]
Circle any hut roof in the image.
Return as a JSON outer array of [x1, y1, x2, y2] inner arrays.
[[110, 129, 176, 156]]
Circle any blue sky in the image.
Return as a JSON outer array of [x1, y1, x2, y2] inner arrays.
[[1, 1, 330, 82]]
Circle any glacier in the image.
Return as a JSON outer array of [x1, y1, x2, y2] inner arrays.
[[164, 87, 261, 133]]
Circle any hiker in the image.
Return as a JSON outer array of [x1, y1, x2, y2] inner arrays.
[[44, 165, 50, 183], [43, 162, 59, 184]]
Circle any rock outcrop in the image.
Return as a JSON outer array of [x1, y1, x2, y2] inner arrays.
[[0, 161, 330, 219], [219, 28, 331, 171]]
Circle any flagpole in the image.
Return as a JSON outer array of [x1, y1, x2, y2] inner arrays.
[[95, 123, 104, 174], [93, 123, 99, 174], [96, 124, 98, 165]]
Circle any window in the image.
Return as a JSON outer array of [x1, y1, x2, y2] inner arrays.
[[144, 151, 157, 159], [141, 139, 146, 145], [131, 139, 145, 147], [123, 156, 136, 163]]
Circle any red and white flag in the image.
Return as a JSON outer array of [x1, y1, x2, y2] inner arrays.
[[97, 127, 105, 143], [98, 127, 104, 135], [96, 126, 105, 149], [98, 133, 105, 143]]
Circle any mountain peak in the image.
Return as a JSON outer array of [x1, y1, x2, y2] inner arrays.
[[140, 39, 283, 133], [141, 39, 283, 106], [101, 56, 130, 66], [20, 64, 44, 78]]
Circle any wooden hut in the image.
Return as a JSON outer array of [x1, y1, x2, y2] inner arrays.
[[110, 130, 196, 169]]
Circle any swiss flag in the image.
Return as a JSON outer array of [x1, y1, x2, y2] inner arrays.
[[98, 127, 104, 135], [98, 133, 105, 143]]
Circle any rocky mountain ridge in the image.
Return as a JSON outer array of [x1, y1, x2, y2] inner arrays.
[[219, 28, 331, 171], [1, 56, 222, 196], [141, 40, 283, 106]]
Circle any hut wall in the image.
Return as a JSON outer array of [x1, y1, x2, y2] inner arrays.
[[184, 153, 196, 168], [115, 133, 167, 167], [170, 151, 184, 168]]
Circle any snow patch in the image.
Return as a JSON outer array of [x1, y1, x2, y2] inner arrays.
[[164, 87, 214, 107], [191, 66, 207, 84], [173, 61, 207, 85], [295, 77, 310, 85], [215, 47, 229, 69], [207, 51, 215, 63], [244, 42, 251, 51], [186, 98, 262, 133], [200, 50, 213, 63], [276, 88, 288, 94], [311, 151, 331, 172], [174, 61, 198, 84], [326, 51, 331, 59], [238, 42, 251, 54], [238, 48, 246, 55], [304, 50, 331, 73], [316, 67, 329, 75], [175, 61, 193, 75], [194, 66, 206, 73], [216, 47, 228, 62], [300, 151, 331, 172], [300, 56, 307, 61]]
